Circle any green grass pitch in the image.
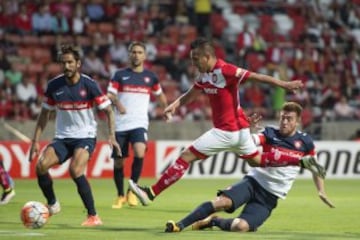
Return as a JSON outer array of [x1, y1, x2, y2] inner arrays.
[[0, 178, 359, 240]]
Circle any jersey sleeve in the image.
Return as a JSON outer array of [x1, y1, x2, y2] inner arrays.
[[107, 80, 120, 95], [304, 134, 316, 156], [236, 67, 250, 84], [222, 63, 250, 85], [151, 74, 163, 96], [107, 72, 121, 95], [42, 85, 56, 110], [90, 81, 111, 110]]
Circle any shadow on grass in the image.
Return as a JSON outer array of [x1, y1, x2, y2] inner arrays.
[[47, 224, 360, 239], [51, 223, 152, 232], [123, 207, 189, 214]]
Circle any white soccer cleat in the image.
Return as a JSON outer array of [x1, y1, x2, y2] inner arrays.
[[0, 188, 15, 205], [128, 179, 153, 206], [47, 201, 61, 216]]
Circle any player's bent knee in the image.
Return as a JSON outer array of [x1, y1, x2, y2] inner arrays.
[[180, 149, 198, 163], [36, 158, 50, 174], [69, 165, 86, 178], [231, 218, 250, 232], [213, 195, 233, 211], [113, 158, 125, 168]]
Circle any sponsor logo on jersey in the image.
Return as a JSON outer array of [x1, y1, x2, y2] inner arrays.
[[204, 88, 218, 94], [122, 76, 130, 80], [123, 85, 150, 94], [57, 101, 91, 110], [55, 91, 64, 96]]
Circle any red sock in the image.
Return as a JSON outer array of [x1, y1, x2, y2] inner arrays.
[[151, 157, 189, 196], [260, 152, 300, 167]]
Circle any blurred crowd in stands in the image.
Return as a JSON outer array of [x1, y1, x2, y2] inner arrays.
[[0, 0, 360, 132]]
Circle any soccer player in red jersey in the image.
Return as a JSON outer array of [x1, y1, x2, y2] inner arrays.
[[129, 38, 325, 206], [29, 44, 121, 226], [164, 102, 334, 232]]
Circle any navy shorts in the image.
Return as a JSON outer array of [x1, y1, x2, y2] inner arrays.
[[112, 128, 148, 158], [50, 138, 96, 164], [218, 176, 278, 232]]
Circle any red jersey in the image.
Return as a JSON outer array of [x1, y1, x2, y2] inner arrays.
[[194, 59, 250, 131]]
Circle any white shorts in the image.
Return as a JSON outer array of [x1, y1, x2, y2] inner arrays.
[[189, 128, 258, 159]]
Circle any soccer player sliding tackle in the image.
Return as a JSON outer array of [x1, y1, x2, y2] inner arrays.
[[164, 102, 334, 233]]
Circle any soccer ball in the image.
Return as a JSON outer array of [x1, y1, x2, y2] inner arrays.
[[20, 201, 50, 229]]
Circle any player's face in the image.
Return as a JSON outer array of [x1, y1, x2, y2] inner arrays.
[[60, 53, 80, 78], [129, 45, 146, 67], [190, 49, 209, 73], [279, 111, 299, 136]]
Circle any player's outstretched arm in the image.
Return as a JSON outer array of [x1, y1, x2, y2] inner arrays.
[[247, 72, 303, 92], [163, 86, 201, 120], [29, 108, 51, 162], [312, 174, 335, 208]]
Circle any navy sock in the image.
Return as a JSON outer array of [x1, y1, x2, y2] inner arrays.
[[130, 157, 143, 183], [113, 167, 124, 196], [212, 218, 234, 231], [178, 201, 215, 229], [73, 175, 96, 216], [37, 173, 56, 205]]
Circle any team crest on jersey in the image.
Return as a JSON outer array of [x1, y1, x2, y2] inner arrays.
[[144, 77, 150, 83], [294, 140, 302, 149], [212, 74, 218, 83], [79, 89, 87, 98]]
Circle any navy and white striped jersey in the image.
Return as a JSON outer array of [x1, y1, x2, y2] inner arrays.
[[107, 68, 162, 131], [43, 74, 111, 139], [248, 126, 316, 199]]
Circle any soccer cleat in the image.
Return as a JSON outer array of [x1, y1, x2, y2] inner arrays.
[[81, 215, 103, 227], [112, 196, 127, 209], [128, 179, 155, 206], [300, 155, 326, 179], [0, 188, 15, 205], [165, 220, 181, 232], [47, 201, 61, 216], [127, 190, 138, 207], [192, 215, 218, 230]]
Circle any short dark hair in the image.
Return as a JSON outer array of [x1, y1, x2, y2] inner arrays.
[[282, 102, 303, 117], [190, 38, 215, 56], [128, 41, 146, 52], [59, 44, 81, 61]]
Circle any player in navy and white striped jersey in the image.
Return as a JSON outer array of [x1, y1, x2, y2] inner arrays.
[[165, 102, 335, 233], [29, 44, 120, 227], [107, 41, 167, 208]]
